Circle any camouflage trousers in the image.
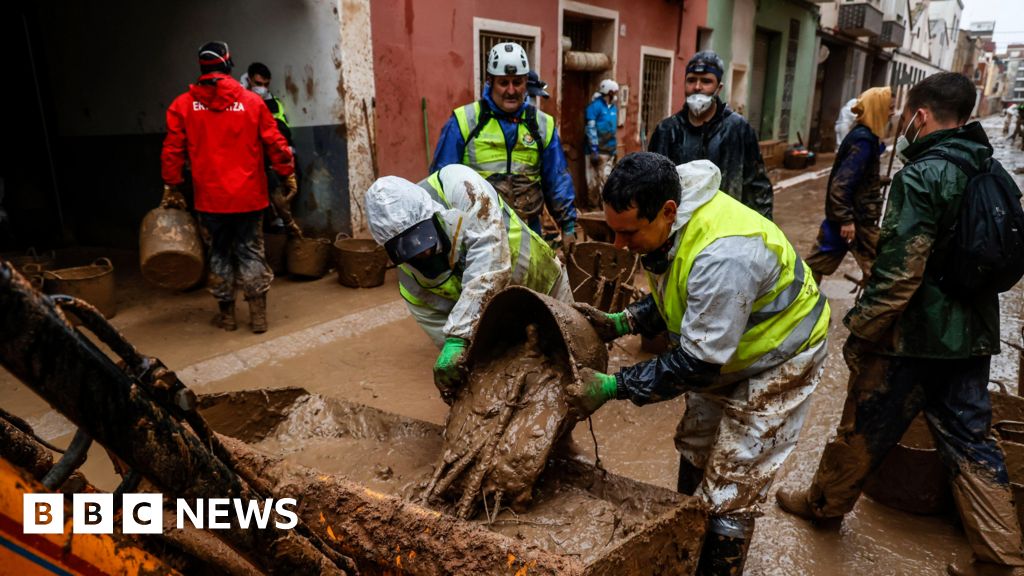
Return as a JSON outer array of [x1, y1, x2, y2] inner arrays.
[[198, 211, 273, 303], [675, 340, 827, 516]]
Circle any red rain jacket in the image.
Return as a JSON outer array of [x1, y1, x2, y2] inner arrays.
[[161, 72, 294, 213]]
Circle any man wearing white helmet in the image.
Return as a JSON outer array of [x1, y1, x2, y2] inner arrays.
[[584, 79, 620, 209], [365, 164, 572, 401], [431, 42, 578, 253]]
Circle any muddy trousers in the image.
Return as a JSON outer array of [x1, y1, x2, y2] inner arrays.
[[804, 222, 879, 284], [584, 154, 614, 210], [199, 211, 274, 303], [675, 340, 827, 517], [807, 352, 1024, 565]]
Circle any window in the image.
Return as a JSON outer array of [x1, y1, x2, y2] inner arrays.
[[697, 28, 714, 53], [473, 18, 541, 100], [639, 48, 674, 147]]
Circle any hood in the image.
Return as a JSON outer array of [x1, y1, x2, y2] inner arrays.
[[670, 159, 722, 234], [903, 121, 993, 166], [189, 73, 245, 111], [365, 176, 447, 245], [853, 87, 892, 139]]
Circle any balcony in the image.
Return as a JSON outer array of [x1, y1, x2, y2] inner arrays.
[[838, 3, 884, 37], [871, 20, 905, 47]]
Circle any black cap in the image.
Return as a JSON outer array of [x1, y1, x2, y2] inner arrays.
[[383, 217, 439, 264], [686, 50, 724, 81], [527, 71, 550, 99]]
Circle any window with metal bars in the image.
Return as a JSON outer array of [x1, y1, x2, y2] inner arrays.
[[479, 31, 537, 89], [641, 55, 671, 146]]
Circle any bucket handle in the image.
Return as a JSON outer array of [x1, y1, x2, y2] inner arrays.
[[22, 262, 43, 275], [335, 232, 351, 242], [93, 257, 114, 271]]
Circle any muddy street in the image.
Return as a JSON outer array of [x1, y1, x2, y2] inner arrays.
[[2, 114, 1024, 574]]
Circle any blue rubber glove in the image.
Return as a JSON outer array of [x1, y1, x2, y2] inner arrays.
[[433, 337, 468, 403], [567, 367, 618, 418]]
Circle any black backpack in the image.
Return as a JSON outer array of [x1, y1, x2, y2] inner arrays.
[[916, 150, 1024, 295]]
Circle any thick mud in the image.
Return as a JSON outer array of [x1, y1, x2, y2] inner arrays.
[[567, 241, 641, 312], [200, 389, 704, 569]]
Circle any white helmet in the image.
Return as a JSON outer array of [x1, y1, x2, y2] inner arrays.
[[598, 79, 620, 95], [487, 42, 530, 77], [365, 176, 445, 263]]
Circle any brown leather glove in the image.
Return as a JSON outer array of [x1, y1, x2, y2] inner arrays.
[[161, 184, 187, 210]]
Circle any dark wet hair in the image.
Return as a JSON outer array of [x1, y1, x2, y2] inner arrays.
[[906, 72, 976, 124], [248, 62, 271, 79], [602, 152, 680, 221]]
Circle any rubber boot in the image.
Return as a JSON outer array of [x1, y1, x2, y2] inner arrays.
[[696, 515, 753, 576], [775, 488, 843, 527], [248, 294, 267, 334], [677, 455, 705, 496], [213, 300, 237, 331]]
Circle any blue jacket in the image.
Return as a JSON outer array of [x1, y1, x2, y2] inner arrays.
[[585, 96, 618, 155], [431, 88, 577, 229]]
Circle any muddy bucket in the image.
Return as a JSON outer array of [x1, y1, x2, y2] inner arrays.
[[863, 414, 952, 514], [42, 257, 117, 319], [263, 231, 288, 275], [333, 235, 389, 288], [139, 207, 204, 290], [577, 211, 615, 243], [286, 236, 331, 278], [3, 248, 56, 284], [197, 387, 707, 575], [568, 241, 640, 312]]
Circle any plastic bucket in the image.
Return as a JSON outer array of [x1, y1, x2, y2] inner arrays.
[[139, 207, 204, 290], [334, 235, 389, 288], [42, 257, 117, 319], [286, 236, 332, 278]]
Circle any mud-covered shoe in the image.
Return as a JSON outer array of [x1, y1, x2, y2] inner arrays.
[[775, 488, 842, 526], [947, 562, 1024, 576], [213, 301, 237, 331], [248, 294, 267, 334]]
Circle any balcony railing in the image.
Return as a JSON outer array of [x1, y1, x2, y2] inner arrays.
[[838, 2, 884, 37]]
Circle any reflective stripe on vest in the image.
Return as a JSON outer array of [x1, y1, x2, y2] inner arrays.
[[453, 103, 554, 182], [400, 170, 561, 311], [647, 192, 830, 375]]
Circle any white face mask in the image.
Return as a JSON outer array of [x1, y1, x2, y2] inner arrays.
[[686, 93, 714, 116], [252, 85, 271, 99], [895, 110, 921, 162]]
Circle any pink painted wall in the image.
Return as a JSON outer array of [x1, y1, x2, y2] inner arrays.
[[370, 0, 707, 180]]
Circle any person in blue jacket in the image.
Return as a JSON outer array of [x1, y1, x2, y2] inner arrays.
[[431, 42, 577, 252], [584, 79, 619, 209]]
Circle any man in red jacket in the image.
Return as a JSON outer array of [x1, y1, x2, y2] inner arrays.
[[160, 41, 295, 334]]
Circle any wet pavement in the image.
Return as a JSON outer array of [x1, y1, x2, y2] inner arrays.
[[2, 114, 1023, 574]]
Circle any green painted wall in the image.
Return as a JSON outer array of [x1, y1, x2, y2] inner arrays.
[[707, 0, 735, 102], [754, 0, 819, 143]]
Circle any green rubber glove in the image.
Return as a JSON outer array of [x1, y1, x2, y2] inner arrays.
[[567, 367, 618, 418], [433, 337, 468, 403], [572, 303, 632, 342]]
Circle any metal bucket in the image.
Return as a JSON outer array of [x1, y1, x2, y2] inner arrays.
[[333, 235, 389, 288], [286, 236, 331, 278], [139, 207, 204, 290], [863, 414, 953, 514], [42, 257, 116, 319], [567, 241, 640, 312], [263, 231, 288, 275]]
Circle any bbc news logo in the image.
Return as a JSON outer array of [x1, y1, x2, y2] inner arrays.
[[23, 494, 298, 534]]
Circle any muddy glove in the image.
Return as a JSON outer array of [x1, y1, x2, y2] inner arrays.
[[573, 303, 632, 342], [567, 368, 618, 419], [161, 184, 187, 210], [561, 221, 577, 254], [277, 173, 299, 203], [433, 337, 468, 403]]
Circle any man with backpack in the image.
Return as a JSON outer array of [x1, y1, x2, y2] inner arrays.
[[776, 72, 1024, 576], [430, 42, 577, 252]]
